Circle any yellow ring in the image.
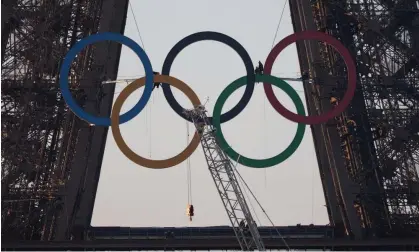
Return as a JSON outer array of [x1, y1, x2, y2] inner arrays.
[[110, 75, 201, 168]]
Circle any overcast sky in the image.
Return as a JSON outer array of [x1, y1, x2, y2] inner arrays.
[[91, 0, 329, 227]]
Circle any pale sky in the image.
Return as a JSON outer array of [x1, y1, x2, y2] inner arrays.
[[91, 0, 329, 227]]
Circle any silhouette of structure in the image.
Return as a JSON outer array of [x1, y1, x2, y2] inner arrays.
[[289, 0, 419, 239], [1, 0, 129, 242], [2, 0, 418, 250]]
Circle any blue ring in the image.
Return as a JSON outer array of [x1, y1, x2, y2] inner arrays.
[[59, 32, 154, 126]]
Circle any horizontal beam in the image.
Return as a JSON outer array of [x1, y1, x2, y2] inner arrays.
[[3, 238, 419, 250]]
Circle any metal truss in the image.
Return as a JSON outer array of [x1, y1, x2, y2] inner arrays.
[[184, 106, 265, 251], [297, 0, 419, 238], [2, 0, 418, 248], [3, 236, 419, 251], [1, 0, 113, 241]]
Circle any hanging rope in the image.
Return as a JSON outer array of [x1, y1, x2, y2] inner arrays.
[[148, 97, 152, 157], [145, 97, 149, 155], [186, 122, 192, 205], [263, 88, 267, 188]]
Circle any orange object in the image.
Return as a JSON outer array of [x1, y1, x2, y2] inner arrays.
[[186, 204, 194, 220]]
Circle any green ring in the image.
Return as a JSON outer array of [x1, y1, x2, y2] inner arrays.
[[212, 74, 306, 168]]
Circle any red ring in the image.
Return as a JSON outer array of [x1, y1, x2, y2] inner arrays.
[[263, 31, 356, 125]]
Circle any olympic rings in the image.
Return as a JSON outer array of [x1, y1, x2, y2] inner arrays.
[[60, 32, 154, 126], [213, 74, 306, 168], [110, 75, 201, 169], [264, 31, 356, 125], [161, 31, 255, 124], [61, 30, 357, 169]]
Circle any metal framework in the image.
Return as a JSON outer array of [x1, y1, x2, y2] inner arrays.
[[2, 0, 419, 250], [289, 0, 419, 239], [1, 0, 129, 241], [3, 237, 419, 251], [184, 105, 265, 251]]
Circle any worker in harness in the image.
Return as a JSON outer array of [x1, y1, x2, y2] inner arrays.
[[187, 204, 194, 221], [255, 61, 264, 75], [152, 71, 161, 90], [330, 97, 339, 106], [342, 119, 357, 138], [239, 220, 249, 234]]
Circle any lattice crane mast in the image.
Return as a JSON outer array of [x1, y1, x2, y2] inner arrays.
[[183, 105, 266, 251]]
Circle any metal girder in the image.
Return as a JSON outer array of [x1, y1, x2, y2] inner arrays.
[[297, 0, 419, 239], [3, 237, 419, 251], [53, 0, 129, 240], [289, 0, 366, 239], [1, 0, 103, 241]]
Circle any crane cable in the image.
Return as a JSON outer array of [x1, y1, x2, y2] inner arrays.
[[232, 160, 290, 251], [186, 122, 192, 205], [233, 156, 262, 225]]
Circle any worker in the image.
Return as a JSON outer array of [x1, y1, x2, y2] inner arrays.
[[345, 119, 357, 137], [187, 204, 194, 221], [330, 97, 338, 106], [152, 71, 161, 90], [255, 61, 264, 75], [239, 220, 246, 229], [301, 70, 309, 81], [197, 122, 205, 134]]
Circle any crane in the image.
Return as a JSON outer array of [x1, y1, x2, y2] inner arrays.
[[102, 75, 303, 250], [183, 105, 266, 251]]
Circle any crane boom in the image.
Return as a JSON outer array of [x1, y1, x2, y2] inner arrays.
[[184, 105, 265, 251]]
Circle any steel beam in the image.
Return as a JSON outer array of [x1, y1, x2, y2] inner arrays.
[[3, 237, 419, 251], [288, 0, 364, 238], [54, 0, 129, 240]]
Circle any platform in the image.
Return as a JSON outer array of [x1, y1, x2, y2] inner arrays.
[[3, 226, 419, 250]]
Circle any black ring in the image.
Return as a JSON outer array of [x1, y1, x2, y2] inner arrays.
[[161, 31, 255, 124]]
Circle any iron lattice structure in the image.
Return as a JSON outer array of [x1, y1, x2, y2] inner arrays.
[[1, 0, 419, 249], [289, 0, 419, 239], [1, 0, 129, 241], [184, 106, 265, 251]]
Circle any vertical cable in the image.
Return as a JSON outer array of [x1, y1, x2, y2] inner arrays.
[[148, 100, 152, 158], [263, 94, 267, 188], [186, 121, 192, 204], [145, 97, 149, 156]]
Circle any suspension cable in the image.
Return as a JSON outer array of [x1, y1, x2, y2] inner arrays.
[[271, 1, 288, 49], [129, 2, 146, 50]]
